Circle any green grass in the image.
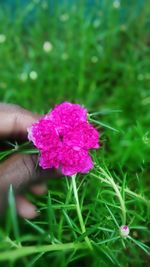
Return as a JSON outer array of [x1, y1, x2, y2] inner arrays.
[[0, 0, 150, 266]]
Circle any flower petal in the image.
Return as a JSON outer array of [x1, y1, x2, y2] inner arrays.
[[61, 146, 93, 176], [64, 122, 99, 149], [50, 102, 88, 129], [39, 148, 61, 169], [28, 118, 61, 151]]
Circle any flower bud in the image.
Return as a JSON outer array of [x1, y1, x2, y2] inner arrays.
[[120, 225, 130, 237]]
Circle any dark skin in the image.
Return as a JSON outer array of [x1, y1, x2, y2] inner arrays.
[[0, 104, 60, 219]]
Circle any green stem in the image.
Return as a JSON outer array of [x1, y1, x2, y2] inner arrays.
[[0, 242, 87, 262], [0, 142, 39, 160], [58, 180, 73, 240], [91, 173, 150, 204], [92, 168, 126, 225], [71, 175, 92, 250], [107, 176, 126, 225]]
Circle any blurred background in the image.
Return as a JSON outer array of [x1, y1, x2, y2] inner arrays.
[[0, 0, 150, 266], [0, 0, 150, 168]]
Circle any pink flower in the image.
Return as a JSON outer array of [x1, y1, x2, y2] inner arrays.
[[28, 102, 99, 176]]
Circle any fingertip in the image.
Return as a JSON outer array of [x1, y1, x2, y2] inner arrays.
[[15, 195, 38, 219]]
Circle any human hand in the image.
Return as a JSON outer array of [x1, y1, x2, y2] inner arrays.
[[0, 104, 59, 219]]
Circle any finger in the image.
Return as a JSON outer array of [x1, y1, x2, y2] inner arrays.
[[15, 195, 38, 219], [0, 153, 61, 214], [0, 103, 40, 139], [0, 153, 60, 193], [30, 183, 47, 195]]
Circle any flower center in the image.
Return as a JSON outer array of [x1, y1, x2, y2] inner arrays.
[[59, 133, 64, 142]]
